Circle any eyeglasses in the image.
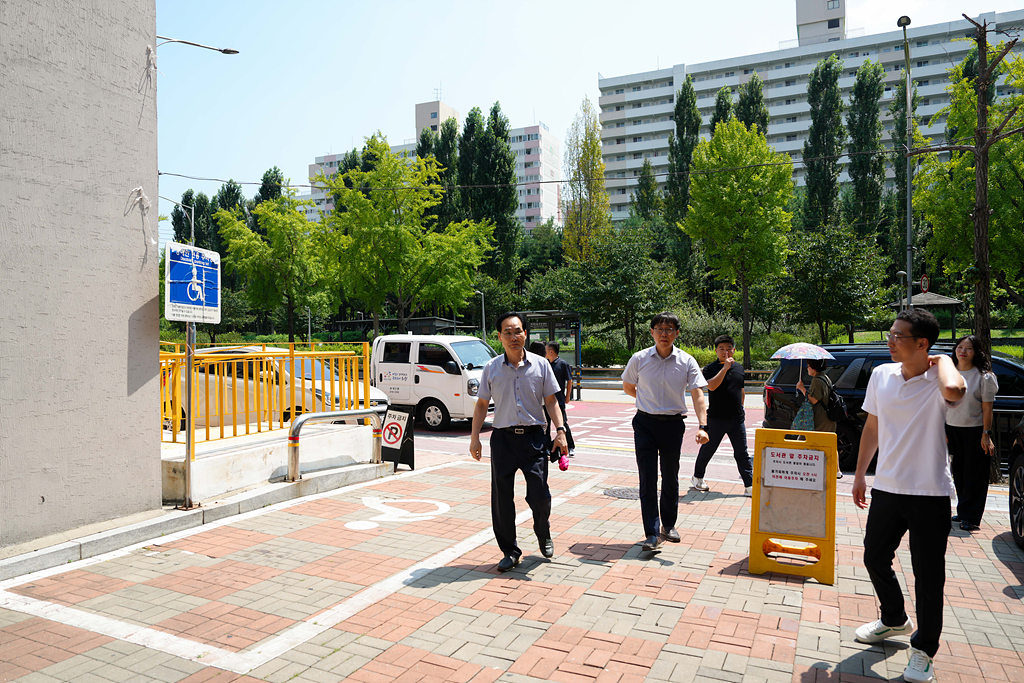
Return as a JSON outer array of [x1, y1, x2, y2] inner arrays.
[[500, 329, 526, 338], [886, 332, 922, 342], [652, 327, 678, 335]]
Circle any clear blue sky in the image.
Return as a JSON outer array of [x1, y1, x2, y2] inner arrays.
[[156, 0, 1019, 247]]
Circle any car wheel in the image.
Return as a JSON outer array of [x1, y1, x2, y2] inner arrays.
[[282, 406, 304, 422], [837, 422, 860, 472], [420, 398, 450, 431], [1010, 449, 1024, 550]]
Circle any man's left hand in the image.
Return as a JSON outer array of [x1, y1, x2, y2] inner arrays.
[[695, 428, 709, 445]]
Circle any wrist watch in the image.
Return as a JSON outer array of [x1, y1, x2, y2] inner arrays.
[[983, 429, 994, 436], [556, 426, 566, 433], [699, 425, 708, 431]]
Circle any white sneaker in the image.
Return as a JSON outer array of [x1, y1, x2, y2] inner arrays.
[[744, 486, 753, 497], [691, 476, 709, 492], [854, 617, 914, 643], [903, 647, 935, 683]]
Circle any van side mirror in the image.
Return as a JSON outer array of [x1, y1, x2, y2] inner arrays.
[[444, 360, 460, 375]]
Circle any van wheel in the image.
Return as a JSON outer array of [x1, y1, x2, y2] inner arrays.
[[420, 399, 450, 431], [164, 410, 186, 433], [1010, 450, 1024, 550], [283, 406, 305, 422]]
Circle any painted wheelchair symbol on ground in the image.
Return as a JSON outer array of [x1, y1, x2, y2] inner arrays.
[[344, 496, 450, 530]]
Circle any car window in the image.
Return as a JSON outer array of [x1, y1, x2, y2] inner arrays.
[[834, 358, 862, 389], [383, 342, 411, 364], [418, 343, 454, 367], [451, 340, 497, 369], [857, 358, 892, 389], [992, 359, 1024, 397], [771, 361, 847, 386]]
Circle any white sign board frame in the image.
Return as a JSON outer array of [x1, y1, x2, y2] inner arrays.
[[763, 446, 826, 491], [165, 242, 221, 324]]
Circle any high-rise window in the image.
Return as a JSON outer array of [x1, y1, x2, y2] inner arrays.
[[827, 0, 839, 9]]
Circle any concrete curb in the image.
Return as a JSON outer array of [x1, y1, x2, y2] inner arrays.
[[0, 462, 390, 582]]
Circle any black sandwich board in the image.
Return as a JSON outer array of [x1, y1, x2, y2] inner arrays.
[[381, 407, 415, 472]]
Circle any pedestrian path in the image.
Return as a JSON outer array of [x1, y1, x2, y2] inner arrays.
[[0, 461, 1021, 683]]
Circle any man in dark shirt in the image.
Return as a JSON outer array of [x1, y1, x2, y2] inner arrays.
[[691, 335, 753, 496], [545, 342, 575, 457]]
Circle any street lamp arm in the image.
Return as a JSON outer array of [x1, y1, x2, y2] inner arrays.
[[155, 35, 239, 54]]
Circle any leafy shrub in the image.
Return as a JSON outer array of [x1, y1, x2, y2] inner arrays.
[[675, 306, 741, 348]]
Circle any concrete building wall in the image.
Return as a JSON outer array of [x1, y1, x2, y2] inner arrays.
[[0, 1, 161, 545], [415, 101, 460, 137]]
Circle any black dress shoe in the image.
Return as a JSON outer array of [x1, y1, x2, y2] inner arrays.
[[539, 538, 554, 558], [659, 527, 681, 543], [641, 534, 663, 552], [959, 521, 980, 531], [497, 555, 521, 572]]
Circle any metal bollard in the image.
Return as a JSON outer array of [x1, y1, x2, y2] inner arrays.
[[287, 409, 383, 482]]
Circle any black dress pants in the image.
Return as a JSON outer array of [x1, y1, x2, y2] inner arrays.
[[632, 411, 685, 538], [693, 414, 753, 487], [863, 489, 950, 658], [489, 429, 551, 559], [946, 424, 990, 525]]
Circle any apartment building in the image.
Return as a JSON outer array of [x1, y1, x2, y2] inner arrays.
[[301, 102, 562, 231], [598, 3, 1024, 220]]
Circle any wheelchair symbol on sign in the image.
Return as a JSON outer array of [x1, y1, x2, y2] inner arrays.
[[344, 497, 450, 530]]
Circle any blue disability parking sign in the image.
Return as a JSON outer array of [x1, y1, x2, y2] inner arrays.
[[165, 242, 221, 323]]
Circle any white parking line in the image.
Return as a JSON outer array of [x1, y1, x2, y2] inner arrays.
[[0, 468, 609, 674]]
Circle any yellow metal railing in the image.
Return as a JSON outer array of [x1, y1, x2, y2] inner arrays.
[[160, 343, 373, 443]]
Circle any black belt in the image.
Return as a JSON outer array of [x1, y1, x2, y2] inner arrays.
[[637, 410, 686, 422], [496, 425, 545, 435]]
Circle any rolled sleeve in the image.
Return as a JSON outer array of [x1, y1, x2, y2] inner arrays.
[[477, 363, 493, 403], [687, 357, 709, 390], [862, 370, 879, 416], [621, 355, 640, 385]]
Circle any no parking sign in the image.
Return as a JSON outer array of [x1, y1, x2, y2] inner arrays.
[[381, 407, 414, 472]]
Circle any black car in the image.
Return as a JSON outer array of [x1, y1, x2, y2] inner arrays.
[[1009, 425, 1024, 549], [761, 343, 1024, 478]]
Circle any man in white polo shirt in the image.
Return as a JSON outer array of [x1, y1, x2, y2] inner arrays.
[[852, 308, 965, 683]]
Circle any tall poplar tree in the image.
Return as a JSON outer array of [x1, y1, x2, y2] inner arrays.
[[803, 54, 846, 230], [434, 118, 460, 230], [664, 75, 701, 228], [709, 86, 734, 136], [477, 103, 522, 282], [629, 159, 663, 223], [736, 73, 769, 135], [562, 96, 610, 261], [846, 60, 886, 235], [416, 126, 438, 160], [458, 107, 485, 221]]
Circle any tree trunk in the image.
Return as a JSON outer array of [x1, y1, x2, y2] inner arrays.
[[847, 324, 854, 343], [740, 273, 751, 366], [286, 294, 295, 343], [372, 310, 379, 338], [974, 21, 993, 366]]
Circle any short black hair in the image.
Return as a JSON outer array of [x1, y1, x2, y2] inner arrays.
[[650, 311, 680, 330], [895, 308, 939, 348], [714, 335, 735, 348], [528, 341, 546, 356], [495, 312, 527, 334], [546, 341, 560, 354], [807, 359, 827, 373]]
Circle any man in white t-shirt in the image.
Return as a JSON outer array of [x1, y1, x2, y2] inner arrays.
[[851, 309, 965, 683]]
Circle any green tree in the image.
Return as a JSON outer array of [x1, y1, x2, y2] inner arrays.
[[709, 86, 734, 137], [316, 135, 493, 334], [664, 75, 702, 283], [215, 194, 323, 343], [846, 59, 886, 235], [416, 126, 438, 160], [434, 117, 461, 229], [684, 119, 793, 363], [458, 107, 486, 220], [788, 225, 886, 343], [629, 159, 663, 223], [562, 96, 611, 261], [518, 218, 563, 283], [888, 72, 920, 229], [254, 166, 284, 205], [477, 103, 522, 282], [735, 73, 769, 135], [803, 54, 846, 229]]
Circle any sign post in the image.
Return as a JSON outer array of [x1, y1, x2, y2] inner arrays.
[[164, 242, 221, 509], [380, 407, 415, 472]]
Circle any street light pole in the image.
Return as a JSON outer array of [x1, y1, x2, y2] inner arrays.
[[156, 35, 239, 54], [474, 290, 486, 340], [899, 16, 914, 310]]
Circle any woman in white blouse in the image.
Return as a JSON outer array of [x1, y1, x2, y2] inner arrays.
[[946, 334, 998, 532]]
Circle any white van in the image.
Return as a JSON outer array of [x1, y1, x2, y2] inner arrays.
[[370, 334, 497, 430]]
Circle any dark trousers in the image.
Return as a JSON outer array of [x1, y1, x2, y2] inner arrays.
[[544, 400, 575, 450], [693, 415, 753, 487], [632, 412, 686, 537], [863, 489, 950, 658], [946, 424, 990, 525], [489, 429, 551, 559]]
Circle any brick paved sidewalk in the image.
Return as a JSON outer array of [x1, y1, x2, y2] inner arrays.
[[0, 461, 1021, 683]]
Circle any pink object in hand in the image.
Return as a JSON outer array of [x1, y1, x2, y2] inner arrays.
[[558, 453, 569, 471]]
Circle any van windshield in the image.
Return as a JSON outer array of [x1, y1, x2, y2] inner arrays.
[[451, 340, 497, 369]]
